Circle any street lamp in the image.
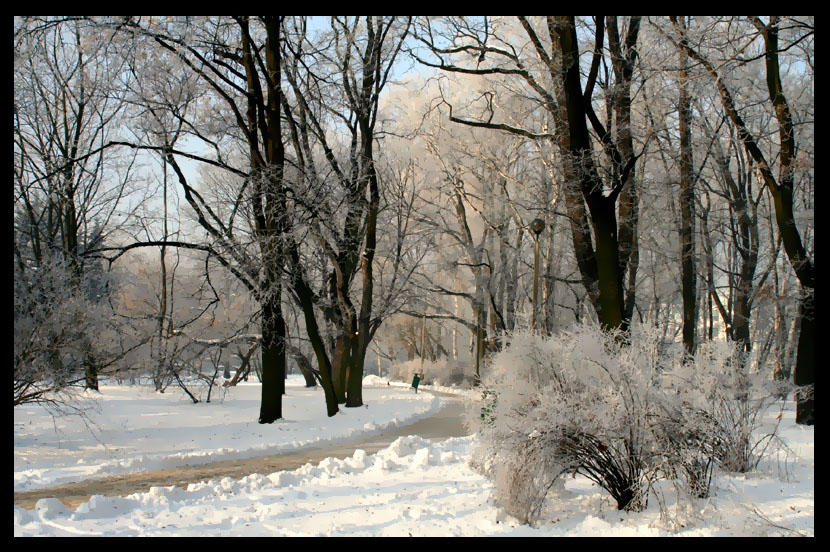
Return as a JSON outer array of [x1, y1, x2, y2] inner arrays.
[[530, 218, 546, 331]]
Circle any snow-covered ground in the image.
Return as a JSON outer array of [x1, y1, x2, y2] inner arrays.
[[14, 375, 442, 492], [14, 375, 813, 536]]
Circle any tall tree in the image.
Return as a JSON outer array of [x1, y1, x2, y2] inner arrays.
[[103, 16, 413, 418], [14, 17, 138, 392], [413, 16, 643, 331], [280, 16, 412, 407], [698, 115, 767, 355], [103, 16, 312, 421], [669, 16, 814, 424], [671, 16, 698, 355]]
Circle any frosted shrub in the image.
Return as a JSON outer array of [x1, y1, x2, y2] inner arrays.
[[472, 324, 668, 521], [653, 402, 719, 498], [472, 323, 790, 523], [387, 360, 416, 383], [660, 340, 789, 476]]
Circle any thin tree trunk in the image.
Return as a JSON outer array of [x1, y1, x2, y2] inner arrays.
[[156, 158, 169, 392], [452, 296, 459, 360], [675, 15, 697, 355]]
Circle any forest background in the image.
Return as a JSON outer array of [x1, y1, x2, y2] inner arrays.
[[13, 16, 814, 426]]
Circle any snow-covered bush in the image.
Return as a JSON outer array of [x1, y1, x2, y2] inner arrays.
[[14, 257, 115, 408], [652, 402, 719, 499], [658, 340, 789, 477], [470, 324, 670, 521], [470, 323, 790, 523]]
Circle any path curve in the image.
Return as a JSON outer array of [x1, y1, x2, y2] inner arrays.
[[13, 389, 471, 510]]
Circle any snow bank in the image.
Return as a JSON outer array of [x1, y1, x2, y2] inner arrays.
[[14, 410, 813, 537], [13, 373, 813, 536], [14, 375, 441, 491]]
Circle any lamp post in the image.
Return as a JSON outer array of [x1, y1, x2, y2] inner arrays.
[[530, 218, 546, 331], [419, 312, 427, 376]]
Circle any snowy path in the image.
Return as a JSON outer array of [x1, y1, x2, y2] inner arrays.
[[14, 389, 469, 510], [14, 377, 450, 492], [14, 387, 813, 536]]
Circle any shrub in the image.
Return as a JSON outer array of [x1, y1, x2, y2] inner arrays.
[[470, 323, 788, 523], [470, 324, 669, 521], [659, 340, 790, 477], [388, 358, 474, 387], [653, 402, 719, 498]]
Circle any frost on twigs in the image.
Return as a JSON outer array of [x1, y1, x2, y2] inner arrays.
[[658, 340, 790, 479], [469, 324, 667, 522], [469, 323, 789, 525], [14, 257, 113, 411]]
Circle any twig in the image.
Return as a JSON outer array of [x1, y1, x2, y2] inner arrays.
[[740, 503, 807, 537]]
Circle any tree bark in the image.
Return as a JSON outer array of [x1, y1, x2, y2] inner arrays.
[[794, 290, 814, 424], [550, 16, 631, 331], [674, 15, 697, 355], [258, 290, 285, 423]]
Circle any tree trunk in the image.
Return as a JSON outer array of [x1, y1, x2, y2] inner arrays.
[[156, 158, 170, 392], [552, 16, 627, 331], [258, 289, 285, 424], [607, 16, 642, 332], [288, 242, 340, 417], [346, 338, 366, 408], [676, 15, 697, 355], [331, 334, 350, 404], [256, 16, 287, 423], [794, 290, 814, 424], [452, 296, 459, 360], [286, 343, 317, 387]]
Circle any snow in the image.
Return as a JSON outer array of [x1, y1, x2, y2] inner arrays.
[[14, 375, 813, 536], [14, 375, 442, 492]]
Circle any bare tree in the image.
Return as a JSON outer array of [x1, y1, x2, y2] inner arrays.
[[94, 16, 415, 418], [671, 16, 698, 355], [279, 16, 413, 406], [412, 16, 643, 332], [14, 16, 141, 397], [666, 16, 814, 424]]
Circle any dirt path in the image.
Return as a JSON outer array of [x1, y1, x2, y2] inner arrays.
[[13, 389, 470, 510]]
